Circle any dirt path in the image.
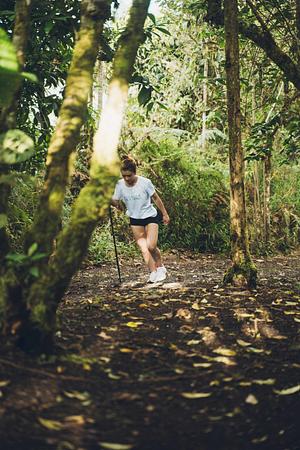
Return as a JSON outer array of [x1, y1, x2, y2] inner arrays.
[[0, 251, 300, 450]]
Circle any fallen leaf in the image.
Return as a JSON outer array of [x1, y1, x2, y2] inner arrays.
[[191, 302, 201, 310], [253, 379, 275, 386], [0, 380, 10, 387], [64, 415, 85, 425], [193, 363, 212, 368], [181, 392, 212, 399], [213, 356, 237, 366], [119, 348, 134, 353], [175, 308, 192, 320], [99, 443, 134, 450], [38, 417, 63, 430], [245, 394, 258, 405], [187, 339, 201, 346], [236, 339, 252, 347], [125, 321, 143, 328], [274, 385, 300, 395], [213, 347, 236, 356]]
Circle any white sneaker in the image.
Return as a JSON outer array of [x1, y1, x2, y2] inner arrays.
[[147, 270, 157, 283], [155, 266, 167, 282]]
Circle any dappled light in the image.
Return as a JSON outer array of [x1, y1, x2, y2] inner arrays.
[[1, 0, 300, 448]]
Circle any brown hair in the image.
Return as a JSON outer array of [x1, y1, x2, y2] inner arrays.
[[121, 158, 137, 173]]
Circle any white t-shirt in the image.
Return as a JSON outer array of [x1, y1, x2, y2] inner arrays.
[[112, 176, 157, 219]]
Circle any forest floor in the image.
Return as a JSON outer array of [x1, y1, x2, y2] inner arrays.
[[0, 250, 300, 450]]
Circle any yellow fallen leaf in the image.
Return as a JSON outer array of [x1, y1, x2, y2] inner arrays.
[[274, 385, 300, 395], [253, 379, 275, 386], [236, 339, 252, 347], [99, 443, 134, 450], [245, 394, 258, 405], [193, 363, 212, 368], [191, 302, 201, 310], [125, 321, 143, 328], [38, 417, 63, 430], [213, 347, 236, 356], [0, 380, 10, 387], [213, 356, 237, 366], [64, 415, 85, 425], [187, 339, 201, 345], [120, 348, 134, 353], [181, 392, 212, 399]]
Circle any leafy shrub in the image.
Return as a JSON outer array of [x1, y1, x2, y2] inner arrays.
[[133, 137, 230, 251]]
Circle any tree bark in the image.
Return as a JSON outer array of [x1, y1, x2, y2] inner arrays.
[[263, 152, 272, 246], [201, 44, 209, 149], [223, 0, 257, 288], [0, 0, 33, 268], [22, 0, 151, 353], [25, 0, 112, 257], [1, 0, 112, 347]]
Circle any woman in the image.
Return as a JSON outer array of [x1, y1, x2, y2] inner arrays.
[[111, 158, 170, 283]]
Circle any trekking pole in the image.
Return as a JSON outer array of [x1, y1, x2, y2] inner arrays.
[[109, 205, 122, 284]]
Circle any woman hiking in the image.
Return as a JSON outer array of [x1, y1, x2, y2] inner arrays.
[[111, 158, 170, 283]]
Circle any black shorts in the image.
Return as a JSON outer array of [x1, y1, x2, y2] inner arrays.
[[130, 211, 162, 227]]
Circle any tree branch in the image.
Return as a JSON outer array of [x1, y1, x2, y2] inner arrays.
[[206, 0, 300, 91]]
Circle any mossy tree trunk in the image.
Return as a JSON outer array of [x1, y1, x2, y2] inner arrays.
[[1, 0, 112, 346], [18, 0, 151, 353], [24, 0, 112, 258], [0, 0, 32, 269], [223, 0, 257, 288]]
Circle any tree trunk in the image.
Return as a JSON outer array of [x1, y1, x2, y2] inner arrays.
[[201, 44, 209, 149], [223, 0, 257, 288], [263, 152, 271, 246], [20, 0, 151, 353], [0, 0, 32, 268], [1, 0, 112, 347], [206, 0, 300, 92], [24, 0, 112, 258]]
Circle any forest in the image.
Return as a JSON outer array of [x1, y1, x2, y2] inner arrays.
[[0, 0, 299, 449]]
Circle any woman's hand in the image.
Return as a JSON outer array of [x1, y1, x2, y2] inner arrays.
[[162, 213, 170, 225]]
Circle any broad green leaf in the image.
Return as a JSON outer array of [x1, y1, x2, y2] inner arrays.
[[0, 213, 8, 228], [181, 392, 212, 399], [0, 129, 34, 164], [21, 71, 38, 83], [29, 267, 39, 278], [0, 28, 20, 107], [28, 242, 38, 257], [274, 385, 300, 395]]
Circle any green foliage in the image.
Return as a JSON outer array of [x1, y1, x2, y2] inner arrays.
[[5, 242, 47, 281], [134, 138, 230, 251], [0, 27, 20, 107], [7, 174, 42, 250], [0, 129, 34, 164], [88, 222, 137, 264]]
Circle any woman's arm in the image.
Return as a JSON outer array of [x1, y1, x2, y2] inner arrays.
[[152, 192, 170, 225]]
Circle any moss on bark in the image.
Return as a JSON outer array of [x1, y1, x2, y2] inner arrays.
[[25, 2, 111, 257]]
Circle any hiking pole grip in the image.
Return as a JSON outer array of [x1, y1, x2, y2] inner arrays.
[[109, 205, 122, 283]]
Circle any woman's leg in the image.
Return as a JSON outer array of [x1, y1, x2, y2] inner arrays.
[[131, 225, 156, 272], [145, 223, 163, 268]]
